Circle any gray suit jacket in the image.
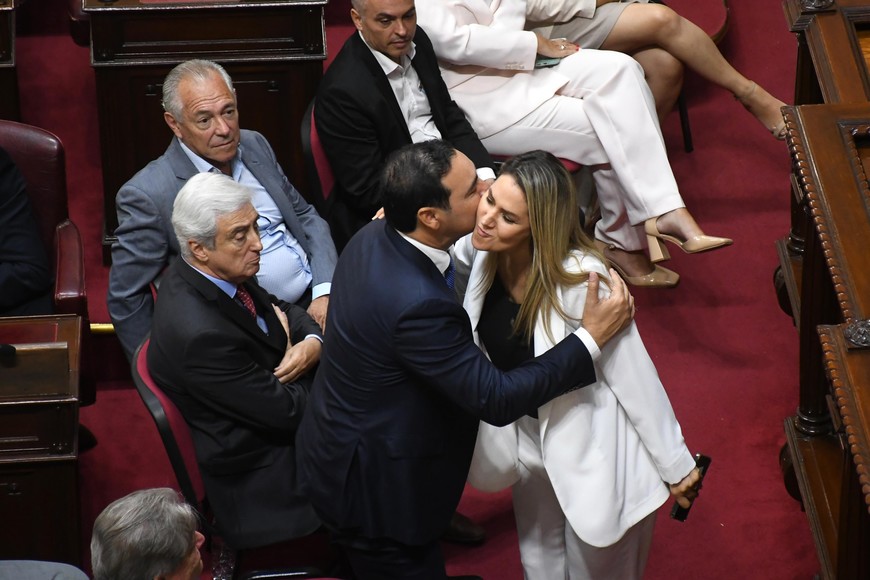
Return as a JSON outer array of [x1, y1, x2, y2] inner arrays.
[[108, 130, 337, 358]]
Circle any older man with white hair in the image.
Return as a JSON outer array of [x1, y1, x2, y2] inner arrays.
[[146, 172, 322, 550]]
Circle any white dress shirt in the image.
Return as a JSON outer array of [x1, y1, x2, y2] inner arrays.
[[360, 32, 496, 182]]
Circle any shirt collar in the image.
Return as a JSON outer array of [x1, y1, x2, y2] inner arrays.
[[359, 31, 416, 75], [184, 258, 239, 299], [398, 230, 452, 275], [178, 139, 243, 177]]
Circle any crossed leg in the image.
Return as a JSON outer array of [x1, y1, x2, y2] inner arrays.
[[600, 3, 787, 138]]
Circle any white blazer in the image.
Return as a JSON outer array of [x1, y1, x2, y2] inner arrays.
[[455, 237, 696, 547], [415, 0, 572, 138], [526, 0, 596, 24]]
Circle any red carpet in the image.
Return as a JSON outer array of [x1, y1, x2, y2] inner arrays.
[[13, 0, 816, 577]]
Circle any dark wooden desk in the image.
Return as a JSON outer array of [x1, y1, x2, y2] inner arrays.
[[83, 0, 327, 257], [778, 102, 870, 579], [784, 0, 870, 106], [0, 315, 82, 567], [0, 0, 19, 121]]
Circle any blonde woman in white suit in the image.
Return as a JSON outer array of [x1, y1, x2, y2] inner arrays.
[[454, 151, 701, 579], [415, 0, 731, 288]]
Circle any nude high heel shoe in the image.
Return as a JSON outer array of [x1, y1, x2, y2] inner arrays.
[[735, 81, 787, 140], [644, 218, 732, 263], [594, 240, 680, 288]]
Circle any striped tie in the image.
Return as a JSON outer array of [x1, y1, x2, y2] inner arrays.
[[444, 257, 456, 290], [236, 285, 257, 318]]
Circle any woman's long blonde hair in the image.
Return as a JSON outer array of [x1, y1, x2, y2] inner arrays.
[[480, 150, 605, 343]]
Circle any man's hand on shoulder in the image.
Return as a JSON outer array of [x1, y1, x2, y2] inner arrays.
[[582, 269, 635, 348], [307, 295, 329, 332]]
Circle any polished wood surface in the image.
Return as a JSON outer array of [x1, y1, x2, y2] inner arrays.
[[779, 101, 870, 579], [83, 0, 327, 256], [0, 315, 82, 566], [785, 0, 870, 104]]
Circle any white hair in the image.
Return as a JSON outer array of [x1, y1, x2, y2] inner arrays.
[[172, 172, 253, 259]]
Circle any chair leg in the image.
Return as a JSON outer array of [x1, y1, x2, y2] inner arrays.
[[678, 91, 693, 153]]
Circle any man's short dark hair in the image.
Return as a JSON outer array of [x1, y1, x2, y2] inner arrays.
[[381, 140, 456, 232]]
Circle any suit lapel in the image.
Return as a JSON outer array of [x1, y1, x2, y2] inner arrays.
[[176, 260, 283, 352], [352, 34, 413, 142], [244, 279, 288, 353], [464, 252, 489, 344], [166, 137, 199, 183], [238, 132, 313, 257], [383, 224, 453, 299]]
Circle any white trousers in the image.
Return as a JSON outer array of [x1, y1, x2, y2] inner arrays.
[[512, 416, 656, 580], [481, 50, 684, 252]]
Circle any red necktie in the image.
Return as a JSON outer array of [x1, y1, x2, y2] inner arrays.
[[236, 285, 257, 318]]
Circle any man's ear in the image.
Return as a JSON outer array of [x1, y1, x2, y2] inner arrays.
[[417, 207, 440, 231], [189, 240, 208, 263], [351, 8, 364, 32], [164, 112, 183, 140]]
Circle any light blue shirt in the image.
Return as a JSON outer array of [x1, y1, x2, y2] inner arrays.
[[179, 141, 330, 303]]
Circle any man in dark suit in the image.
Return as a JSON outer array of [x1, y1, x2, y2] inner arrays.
[[318, 0, 496, 541], [148, 172, 321, 549], [109, 59, 338, 359], [296, 141, 634, 579], [0, 146, 52, 316], [314, 0, 495, 251]]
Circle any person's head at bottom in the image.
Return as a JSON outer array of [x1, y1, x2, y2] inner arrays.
[[91, 487, 205, 580]]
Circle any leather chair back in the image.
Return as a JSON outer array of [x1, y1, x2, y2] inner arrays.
[[0, 120, 68, 264]]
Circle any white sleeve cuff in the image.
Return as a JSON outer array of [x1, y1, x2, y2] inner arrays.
[[572, 328, 601, 362]]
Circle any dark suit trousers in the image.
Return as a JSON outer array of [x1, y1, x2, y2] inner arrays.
[[333, 531, 448, 580]]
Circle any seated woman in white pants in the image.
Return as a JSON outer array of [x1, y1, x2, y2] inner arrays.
[[416, 0, 731, 287], [527, 0, 787, 137], [455, 151, 701, 579]]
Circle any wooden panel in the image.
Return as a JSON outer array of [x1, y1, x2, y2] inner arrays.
[[82, 0, 326, 255], [0, 0, 19, 120], [0, 400, 78, 458], [786, 418, 843, 580], [0, 317, 81, 567], [89, 6, 325, 64], [0, 343, 73, 398], [0, 459, 81, 566], [785, 0, 870, 104], [780, 101, 870, 578]]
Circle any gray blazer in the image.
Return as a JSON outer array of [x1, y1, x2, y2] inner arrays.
[[108, 130, 337, 358]]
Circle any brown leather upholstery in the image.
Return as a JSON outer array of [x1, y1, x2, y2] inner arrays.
[[0, 120, 93, 405]]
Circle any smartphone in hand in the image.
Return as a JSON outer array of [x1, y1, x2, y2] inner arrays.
[[670, 453, 711, 522], [534, 56, 561, 68]]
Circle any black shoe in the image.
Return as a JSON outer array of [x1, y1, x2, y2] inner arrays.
[[441, 512, 486, 545]]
